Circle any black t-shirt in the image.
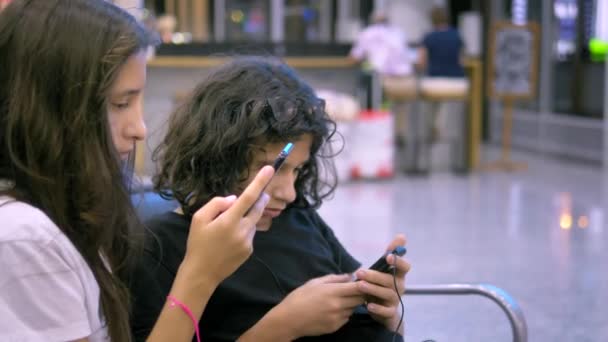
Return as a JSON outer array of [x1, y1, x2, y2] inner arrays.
[[130, 207, 402, 341]]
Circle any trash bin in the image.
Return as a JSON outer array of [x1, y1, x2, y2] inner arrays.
[[349, 110, 394, 180], [317, 89, 359, 183]]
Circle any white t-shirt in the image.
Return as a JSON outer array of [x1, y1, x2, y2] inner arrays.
[[350, 23, 413, 76], [0, 196, 109, 342]]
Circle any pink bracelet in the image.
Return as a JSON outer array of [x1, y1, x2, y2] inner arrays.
[[167, 294, 201, 342]]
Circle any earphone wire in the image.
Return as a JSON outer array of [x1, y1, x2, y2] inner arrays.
[[391, 265, 405, 342]]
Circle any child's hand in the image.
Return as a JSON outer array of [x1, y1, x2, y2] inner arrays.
[[273, 274, 365, 338], [182, 165, 274, 287], [355, 234, 410, 333]]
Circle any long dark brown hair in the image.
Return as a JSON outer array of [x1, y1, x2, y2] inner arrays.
[[0, 1, 151, 340], [153, 57, 338, 216]]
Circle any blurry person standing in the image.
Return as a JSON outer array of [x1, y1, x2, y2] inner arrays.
[[349, 11, 416, 149], [417, 6, 469, 171]]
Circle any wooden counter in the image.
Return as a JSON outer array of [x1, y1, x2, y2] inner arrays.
[[148, 56, 357, 69]]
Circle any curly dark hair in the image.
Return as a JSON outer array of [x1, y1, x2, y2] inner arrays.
[[153, 57, 338, 216]]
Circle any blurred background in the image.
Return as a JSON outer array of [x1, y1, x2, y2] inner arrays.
[[5, 0, 605, 340]]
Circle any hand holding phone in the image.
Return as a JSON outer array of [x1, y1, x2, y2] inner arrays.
[[368, 246, 407, 274]]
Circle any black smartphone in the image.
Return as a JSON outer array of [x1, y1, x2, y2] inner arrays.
[[244, 142, 294, 215], [368, 246, 407, 273]]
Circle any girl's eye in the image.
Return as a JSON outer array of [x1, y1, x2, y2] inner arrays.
[[114, 102, 129, 110]]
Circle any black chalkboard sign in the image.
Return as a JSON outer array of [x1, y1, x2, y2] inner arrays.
[[488, 22, 539, 100]]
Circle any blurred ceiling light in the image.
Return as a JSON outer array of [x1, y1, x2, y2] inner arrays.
[[231, 10, 244, 23], [560, 213, 572, 230]]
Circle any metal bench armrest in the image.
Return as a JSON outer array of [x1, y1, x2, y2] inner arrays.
[[406, 284, 527, 342]]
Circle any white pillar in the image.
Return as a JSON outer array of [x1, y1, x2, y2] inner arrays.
[[336, 0, 361, 43], [270, 0, 284, 43], [596, 0, 608, 40], [214, 0, 226, 42], [319, 0, 332, 42], [112, 0, 144, 20], [374, 0, 388, 13], [538, 0, 554, 154], [511, 0, 528, 25]]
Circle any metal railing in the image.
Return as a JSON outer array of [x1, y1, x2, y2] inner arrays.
[[406, 284, 527, 342]]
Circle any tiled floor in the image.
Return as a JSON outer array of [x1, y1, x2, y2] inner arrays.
[[318, 148, 608, 342]]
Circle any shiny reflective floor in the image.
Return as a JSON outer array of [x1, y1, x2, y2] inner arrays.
[[318, 147, 608, 342]]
